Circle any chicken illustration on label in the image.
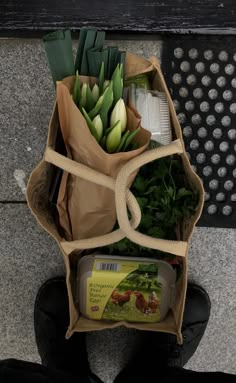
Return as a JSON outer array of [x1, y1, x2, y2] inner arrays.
[[111, 290, 132, 306], [101, 264, 162, 323], [134, 291, 159, 314]]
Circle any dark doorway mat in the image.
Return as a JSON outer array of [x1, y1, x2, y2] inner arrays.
[[162, 36, 236, 227]]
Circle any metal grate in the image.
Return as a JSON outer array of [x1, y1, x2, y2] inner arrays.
[[162, 36, 236, 227]]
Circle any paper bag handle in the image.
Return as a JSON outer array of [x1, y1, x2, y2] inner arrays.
[[115, 140, 188, 257], [45, 147, 142, 253], [45, 140, 188, 257]]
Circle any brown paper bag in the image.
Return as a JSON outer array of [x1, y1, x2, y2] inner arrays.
[[27, 52, 204, 344], [56, 77, 151, 240]]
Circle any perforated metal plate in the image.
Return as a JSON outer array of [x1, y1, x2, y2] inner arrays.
[[162, 37, 236, 227]]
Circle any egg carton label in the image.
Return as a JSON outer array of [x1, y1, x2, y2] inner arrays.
[[86, 259, 162, 322]]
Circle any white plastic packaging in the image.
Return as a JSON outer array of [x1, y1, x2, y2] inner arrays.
[[135, 89, 172, 145]]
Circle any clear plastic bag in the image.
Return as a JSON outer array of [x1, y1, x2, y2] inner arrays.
[[132, 88, 172, 145]]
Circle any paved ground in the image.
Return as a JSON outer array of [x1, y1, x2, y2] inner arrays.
[[0, 38, 235, 382]]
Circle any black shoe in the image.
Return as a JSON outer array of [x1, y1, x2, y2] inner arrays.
[[114, 283, 211, 383], [170, 283, 211, 367], [34, 277, 102, 382]]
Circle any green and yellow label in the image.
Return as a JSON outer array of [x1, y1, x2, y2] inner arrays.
[[86, 259, 162, 323]]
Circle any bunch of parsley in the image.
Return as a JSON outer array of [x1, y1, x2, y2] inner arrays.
[[104, 153, 198, 257]]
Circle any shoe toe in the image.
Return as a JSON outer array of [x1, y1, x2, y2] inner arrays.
[[34, 277, 68, 319], [184, 284, 211, 326]]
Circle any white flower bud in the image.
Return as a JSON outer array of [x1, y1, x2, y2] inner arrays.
[[110, 99, 127, 133], [93, 115, 103, 142], [92, 84, 99, 102], [106, 121, 122, 153]]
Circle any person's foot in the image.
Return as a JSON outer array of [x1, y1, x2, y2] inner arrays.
[[114, 283, 211, 383], [170, 283, 211, 367], [34, 277, 102, 382]]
